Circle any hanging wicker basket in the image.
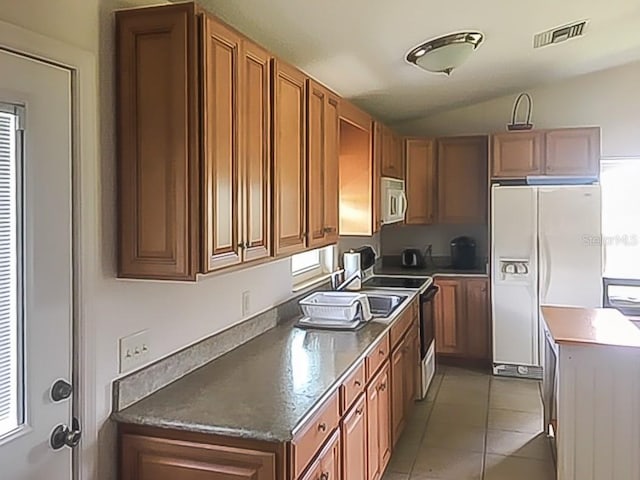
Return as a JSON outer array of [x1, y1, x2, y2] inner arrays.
[[507, 93, 534, 131]]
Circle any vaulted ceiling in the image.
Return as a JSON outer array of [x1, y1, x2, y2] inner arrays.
[[197, 0, 640, 124]]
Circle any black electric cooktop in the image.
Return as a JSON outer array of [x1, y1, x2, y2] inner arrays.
[[362, 276, 428, 289]]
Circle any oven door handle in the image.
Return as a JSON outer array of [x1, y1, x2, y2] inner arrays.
[[421, 285, 439, 302]]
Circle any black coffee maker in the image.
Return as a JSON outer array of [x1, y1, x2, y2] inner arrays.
[[450, 236, 476, 270]]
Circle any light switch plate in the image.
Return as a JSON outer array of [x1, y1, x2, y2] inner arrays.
[[242, 290, 251, 317], [119, 330, 151, 374]]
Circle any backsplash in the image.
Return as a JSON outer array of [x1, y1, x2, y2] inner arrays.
[[380, 224, 489, 258], [338, 232, 381, 260]]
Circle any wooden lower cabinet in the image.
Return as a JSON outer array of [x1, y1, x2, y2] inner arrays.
[[299, 429, 341, 480], [390, 344, 406, 446], [121, 433, 277, 480], [434, 276, 491, 361], [341, 394, 367, 480], [367, 361, 391, 480], [119, 316, 421, 480], [391, 326, 420, 447]]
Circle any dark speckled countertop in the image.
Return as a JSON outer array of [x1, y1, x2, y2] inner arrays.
[[374, 256, 488, 277], [112, 291, 420, 442]]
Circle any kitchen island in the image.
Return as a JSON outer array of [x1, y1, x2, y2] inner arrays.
[[113, 289, 424, 480], [541, 306, 640, 480]]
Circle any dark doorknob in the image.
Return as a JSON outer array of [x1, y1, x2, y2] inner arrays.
[[50, 417, 82, 450], [50, 379, 73, 402]]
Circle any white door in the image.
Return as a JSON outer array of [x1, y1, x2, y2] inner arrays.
[[0, 49, 74, 479], [539, 185, 603, 308], [491, 186, 540, 367]]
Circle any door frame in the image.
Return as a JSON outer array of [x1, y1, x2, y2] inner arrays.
[[0, 20, 98, 480]]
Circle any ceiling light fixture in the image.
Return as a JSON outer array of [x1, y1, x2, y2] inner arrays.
[[406, 31, 484, 75]]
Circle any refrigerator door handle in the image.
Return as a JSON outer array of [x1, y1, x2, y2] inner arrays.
[[540, 233, 552, 302]]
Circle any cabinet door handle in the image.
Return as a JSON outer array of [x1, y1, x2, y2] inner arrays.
[[318, 422, 327, 432], [356, 407, 363, 415], [379, 382, 387, 392], [354, 380, 362, 387], [320, 473, 329, 480], [379, 349, 385, 356], [237, 242, 246, 249]]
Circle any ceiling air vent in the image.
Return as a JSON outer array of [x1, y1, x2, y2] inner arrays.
[[534, 20, 588, 48]]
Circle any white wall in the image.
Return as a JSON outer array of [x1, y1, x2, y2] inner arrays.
[[0, 1, 295, 480], [397, 61, 640, 158]]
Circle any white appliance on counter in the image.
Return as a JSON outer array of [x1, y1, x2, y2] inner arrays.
[[381, 177, 407, 225], [491, 184, 602, 378]]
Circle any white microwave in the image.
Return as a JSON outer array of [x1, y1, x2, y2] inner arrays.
[[381, 177, 407, 225]]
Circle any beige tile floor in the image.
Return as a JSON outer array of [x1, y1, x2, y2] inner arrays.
[[383, 365, 556, 480]]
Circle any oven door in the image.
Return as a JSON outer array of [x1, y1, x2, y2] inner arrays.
[[420, 285, 439, 358]]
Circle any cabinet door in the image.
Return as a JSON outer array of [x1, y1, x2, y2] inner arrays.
[[241, 40, 272, 262], [117, 3, 199, 280], [201, 16, 242, 272], [307, 81, 339, 248], [324, 94, 340, 244], [366, 362, 391, 480], [121, 434, 276, 480], [381, 126, 403, 179], [491, 131, 543, 178], [437, 136, 488, 224], [272, 60, 307, 256], [377, 363, 392, 473], [405, 138, 436, 224], [366, 379, 381, 480], [464, 278, 491, 359], [339, 103, 374, 236], [372, 122, 383, 233], [342, 394, 367, 480], [545, 127, 600, 177], [390, 344, 406, 447], [300, 429, 341, 480], [405, 328, 419, 414], [434, 278, 464, 355]]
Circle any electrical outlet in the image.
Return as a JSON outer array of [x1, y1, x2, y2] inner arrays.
[[242, 290, 251, 317], [119, 330, 151, 374]]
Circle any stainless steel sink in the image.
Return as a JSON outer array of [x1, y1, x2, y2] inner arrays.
[[365, 294, 408, 318]]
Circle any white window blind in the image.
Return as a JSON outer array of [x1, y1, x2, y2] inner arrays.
[[0, 108, 20, 438]]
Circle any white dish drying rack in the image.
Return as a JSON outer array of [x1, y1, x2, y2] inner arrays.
[[297, 292, 372, 330]]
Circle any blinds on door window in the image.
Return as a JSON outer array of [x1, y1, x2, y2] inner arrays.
[[0, 108, 21, 437]]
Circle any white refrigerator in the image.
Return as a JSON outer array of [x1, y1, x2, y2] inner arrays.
[[491, 184, 602, 378]]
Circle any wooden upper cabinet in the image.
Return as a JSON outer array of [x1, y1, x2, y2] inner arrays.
[[341, 394, 367, 480], [545, 127, 600, 177], [434, 278, 464, 355], [201, 16, 272, 272], [241, 40, 272, 263], [339, 102, 375, 236], [381, 126, 403, 179], [405, 138, 436, 225], [121, 433, 276, 480], [307, 80, 339, 248], [437, 136, 488, 224], [117, 5, 273, 280], [201, 16, 242, 272], [372, 122, 383, 233], [116, 3, 199, 280], [492, 127, 601, 179], [272, 59, 307, 256], [491, 131, 543, 178], [465, 278, 491, 360]]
